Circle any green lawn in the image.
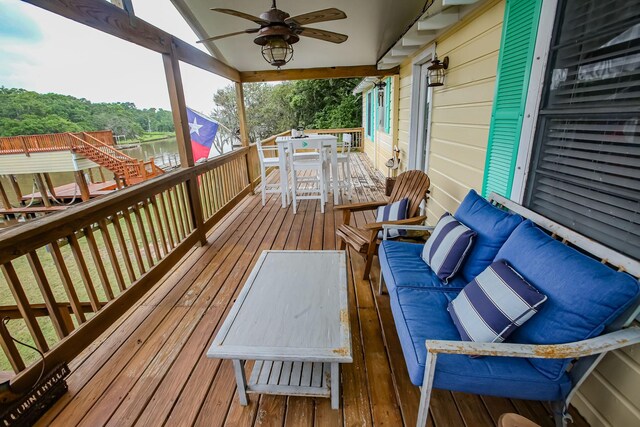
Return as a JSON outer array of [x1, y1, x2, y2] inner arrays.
[[117, 131, 174, 144]]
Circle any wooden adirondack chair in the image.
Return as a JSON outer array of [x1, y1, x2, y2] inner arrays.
[[336, 170, 431, 279]]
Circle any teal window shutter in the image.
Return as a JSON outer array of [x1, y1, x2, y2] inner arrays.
[[384, 78, 391, 133], [373, 89, 377, 139], [366, 90, 373, 139], [482, 0, 542, 198]]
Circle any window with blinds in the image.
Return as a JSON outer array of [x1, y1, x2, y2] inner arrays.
[[524, 0, 640, 259]]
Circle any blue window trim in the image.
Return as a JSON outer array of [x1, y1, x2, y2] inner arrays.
[[384, 77, 391, 134], [366, 90, 373, 139]]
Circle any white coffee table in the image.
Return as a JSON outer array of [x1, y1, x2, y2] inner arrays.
[[207, 250, 351, 409]]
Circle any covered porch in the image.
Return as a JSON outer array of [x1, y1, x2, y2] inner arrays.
[[31, 153, 587, 426]]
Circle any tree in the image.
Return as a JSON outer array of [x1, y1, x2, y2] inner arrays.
[[211, 78, 362, 143], [0, 87, 175, 137]]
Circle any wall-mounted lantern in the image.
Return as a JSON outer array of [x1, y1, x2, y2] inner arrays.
[[427, 56, 449, 87]]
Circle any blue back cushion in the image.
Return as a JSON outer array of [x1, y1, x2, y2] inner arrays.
[[497, 220, 640, 380], [455, 190, 523, 283]]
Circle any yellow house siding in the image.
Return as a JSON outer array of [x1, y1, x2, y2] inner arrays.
[[397, 64, 413, 171], [573, 342, 640, 427], [395, 0, 505, 224]]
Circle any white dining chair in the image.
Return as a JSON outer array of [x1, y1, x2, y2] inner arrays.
[[256, 143, 288, 206], [288, 138, 327, 214], [337, 134, 353, 200]]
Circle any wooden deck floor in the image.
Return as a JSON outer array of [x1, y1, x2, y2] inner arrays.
[[36, 153, 589, 427]]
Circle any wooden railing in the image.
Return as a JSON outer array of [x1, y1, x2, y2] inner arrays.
[[0, 147, 254, 389], [0, 130, 116, 156], [305, 127, 365, 151], [0, 126, 358, 387]]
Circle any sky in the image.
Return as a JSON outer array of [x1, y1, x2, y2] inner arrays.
[[0, 0, 231, 113]]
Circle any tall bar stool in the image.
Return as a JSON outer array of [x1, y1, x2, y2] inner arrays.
[[337, 134, 354, 200], [288, 138, 327, 214], [256, 143, 288, 206]]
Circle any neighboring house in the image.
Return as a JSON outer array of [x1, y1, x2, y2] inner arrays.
[[358, 0, 640, 426]]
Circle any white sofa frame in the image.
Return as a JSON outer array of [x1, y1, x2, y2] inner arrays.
[[381, 192, 640, 427]]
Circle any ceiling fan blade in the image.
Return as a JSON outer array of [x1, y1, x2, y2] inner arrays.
[[285, 8, 347, 26], [298, 27, 348, 44], [197, 28, 259, 44], [210, 8, 269, 25]]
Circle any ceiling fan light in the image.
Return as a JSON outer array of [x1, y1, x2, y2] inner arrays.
[[261, 37, 294, 67]]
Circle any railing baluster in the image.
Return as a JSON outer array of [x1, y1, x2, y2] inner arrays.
[[158, 192, 176, 250], [99, 219, 126, 292], [164, 189, 181, 243], [178, 182, 193, 232], [111, 215, 137, 283], [0, 318, 25, 373], [1, 262, 49, 352], [171, 187, 187, 240], [26, 251, 71, 339], [132, 204, 154, 268], [208, 170, 216, 217], [142, 200, 163, 260], [201, 172, 211, 220], [149, 196, 169, 257], [122, 209, 146, 275], [49, 241, 86, 323], [84, 227, 115, 300], [68, 233, 101, 312]]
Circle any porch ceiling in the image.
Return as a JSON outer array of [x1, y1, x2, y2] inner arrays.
[[171, 0, 429, 72]]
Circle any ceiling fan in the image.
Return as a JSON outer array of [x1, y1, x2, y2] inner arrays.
[[197, 0, 348, 68]]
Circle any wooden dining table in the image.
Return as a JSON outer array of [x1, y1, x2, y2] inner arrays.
[[275, 134, 339, 208]]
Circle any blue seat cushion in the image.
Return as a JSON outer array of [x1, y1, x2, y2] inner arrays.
[[497, 220, 640, 380], [454, 190, 523, 283], [379, 240, 466, 294], [390, 287, 572, 401]]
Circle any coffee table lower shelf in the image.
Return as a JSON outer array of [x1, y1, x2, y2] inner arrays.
[[247, 360, 331, 398]]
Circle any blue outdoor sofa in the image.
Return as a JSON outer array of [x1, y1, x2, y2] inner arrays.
[[378, 190, 640, 427]]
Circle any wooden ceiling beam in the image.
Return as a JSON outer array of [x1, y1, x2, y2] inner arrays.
[[240, 65, 400, 83], [23, 0, 240, 82]]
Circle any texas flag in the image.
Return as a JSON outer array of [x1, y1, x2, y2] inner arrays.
[[187, 107, 219, 162]]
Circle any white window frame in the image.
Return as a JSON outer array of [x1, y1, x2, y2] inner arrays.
[[408, 44, 436, 170], [510, 0, 560, 203]]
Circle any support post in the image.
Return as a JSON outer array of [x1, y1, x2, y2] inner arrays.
[[34, 173, 52, 207], [0, 177, 11, 210], [43, 173, 57, 198], [163, 40, 206, 246], [235, 82, 250, 147], [9, 175, 23, 206], [236, 82, 258, 190], [74, 170, 90, 202]]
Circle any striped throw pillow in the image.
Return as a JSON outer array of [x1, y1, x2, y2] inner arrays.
[[376, 198, 409, 239], [421, 213, 476, 282], [448, 261, 547, 343]]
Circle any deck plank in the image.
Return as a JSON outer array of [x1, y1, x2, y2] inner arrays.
[[37, 154, 589, 427]]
